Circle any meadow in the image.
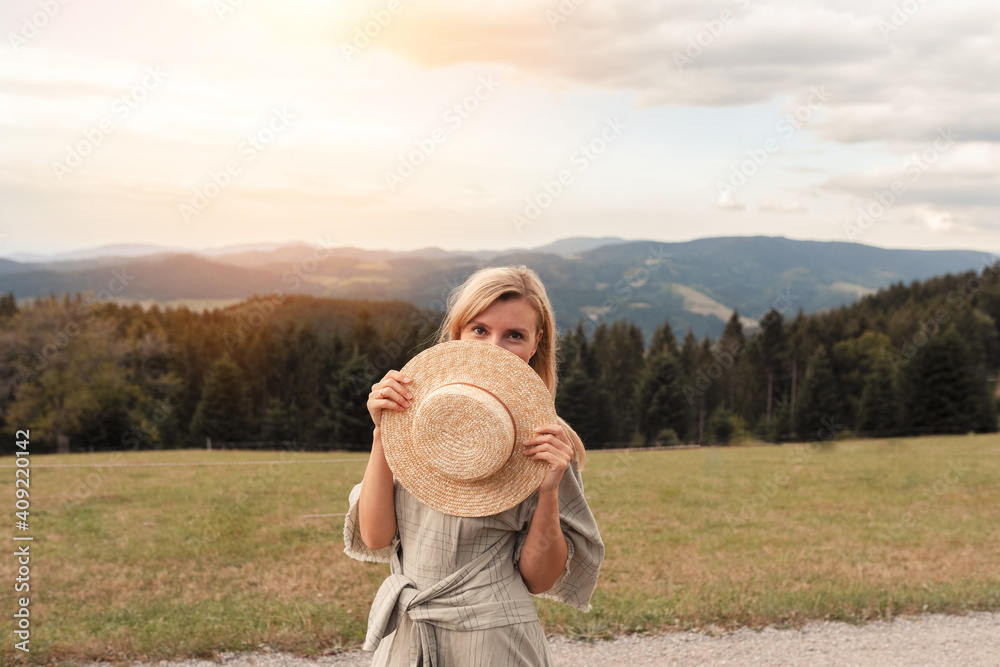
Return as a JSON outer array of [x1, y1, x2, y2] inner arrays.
[[2, 434, 998, 666]]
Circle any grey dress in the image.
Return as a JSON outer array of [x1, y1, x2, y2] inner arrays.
[[343, 458, 605, 666]]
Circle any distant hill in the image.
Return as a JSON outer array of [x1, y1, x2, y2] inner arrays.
[[1, 235, 992, 342]]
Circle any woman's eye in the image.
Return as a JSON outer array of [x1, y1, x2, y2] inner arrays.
[[510, 332, 522, 340]]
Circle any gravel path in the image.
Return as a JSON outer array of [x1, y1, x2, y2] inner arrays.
[[91, 611, 1000, 667]]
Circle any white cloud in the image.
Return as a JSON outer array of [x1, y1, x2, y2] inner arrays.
[[759, 199, 807, 214], [372, 0, 999, 144], [715, 189, 745, 211], [1, 0, 999, 254]]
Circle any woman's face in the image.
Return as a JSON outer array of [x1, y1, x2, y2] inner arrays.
[[458, 296, 540, 364]]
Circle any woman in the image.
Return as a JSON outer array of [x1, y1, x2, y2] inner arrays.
[[343, 264, 605, 665]]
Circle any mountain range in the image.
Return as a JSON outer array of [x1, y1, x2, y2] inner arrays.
[[1, 236, 992, 342]]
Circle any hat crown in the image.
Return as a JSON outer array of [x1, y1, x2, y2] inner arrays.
[[412, 383, 515, 482]]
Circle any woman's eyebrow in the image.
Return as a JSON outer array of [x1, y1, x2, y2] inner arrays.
[[468, 320, 529, 335]]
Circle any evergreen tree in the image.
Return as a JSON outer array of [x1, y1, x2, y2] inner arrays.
[[590, 320, 644, 446], [707, 405, 735, 445], [634, 348, 687, 445], [649, 318, 679, 358], [768, 396, 793, 443], [793, 346, 842, 441], [902, 327, 992, 435], [760, 308, 787, 429], [318, 351, 374, 450], [0, 291, 17, 320], [679, 329, 705, 443], [555, 364, 612, 448], [718, 310, 745, 409], [857, 354, 902, 436], [261, 397, 302, 444], [190, 355, 251, 444]]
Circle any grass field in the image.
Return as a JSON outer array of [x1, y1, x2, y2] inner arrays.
[[2, 434, 999, 666]]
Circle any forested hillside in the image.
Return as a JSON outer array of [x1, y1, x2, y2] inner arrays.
[[2, 236, 992, 341], [0, 260, 996, 453]]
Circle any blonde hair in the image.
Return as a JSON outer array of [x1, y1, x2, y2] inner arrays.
[[435, 264, 587, 470]]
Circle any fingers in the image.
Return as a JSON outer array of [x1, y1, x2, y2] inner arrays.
[[522, 436, 572, 466], [522, 429, 571, 452], [532, 422, 561, 436], [379, 385, 410, 410], [369, 371, 413, 413]]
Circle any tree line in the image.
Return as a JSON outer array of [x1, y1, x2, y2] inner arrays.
[[0, 261, 997, 453]]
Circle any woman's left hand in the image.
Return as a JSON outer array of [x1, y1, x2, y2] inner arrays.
[[522, 422, 573, 495]]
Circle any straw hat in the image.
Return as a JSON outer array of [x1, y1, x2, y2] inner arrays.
[[379, 338, 559, 517]]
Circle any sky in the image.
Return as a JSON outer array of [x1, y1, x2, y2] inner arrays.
[[1, 0, 998, 258]]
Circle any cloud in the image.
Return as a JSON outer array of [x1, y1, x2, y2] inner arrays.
[[824, 141, 1000, 233], [759, 198, 807, 214], [373, 0, 1000, 144], [715, 189, 744, 210]]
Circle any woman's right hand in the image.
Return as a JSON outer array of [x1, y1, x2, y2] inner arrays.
[[367, 370, 413, 429]]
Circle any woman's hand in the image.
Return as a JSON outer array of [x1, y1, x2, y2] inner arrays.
[[367, 370, 413, 429], [522, 422, 573, 496], [519, 421, 572, 593], [359, 370, 410, 551]]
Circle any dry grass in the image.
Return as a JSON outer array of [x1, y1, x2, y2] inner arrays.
[[1, 435, 999, 665]]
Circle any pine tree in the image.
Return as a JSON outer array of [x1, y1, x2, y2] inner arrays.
[[768, 397, 793, 443], [261, 397, 302, 444], [0, 291, 17, 320], [760, 308, 786, 429], [902, 327, 990, 435], [679, 329, 705, 443], [189, 355, 251, 444], [649, 318, 679, 358], [707, 405, 735, 445], [555, 364, 612, 448], [318, 351, 374, 450], [718, 310, 745, 409], [590, 320, 643, 446], [857, 354, 902, 436], [634, 348, 687, 445], [793, 346, 842, 441]]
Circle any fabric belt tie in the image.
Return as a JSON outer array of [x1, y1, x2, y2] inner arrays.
[[364, 537, 538, 666]]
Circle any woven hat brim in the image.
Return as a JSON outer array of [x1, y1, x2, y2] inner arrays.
[[380, 339, 558, 518]]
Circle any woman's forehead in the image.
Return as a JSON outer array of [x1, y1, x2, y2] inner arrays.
[[470, 298, 538, 327]]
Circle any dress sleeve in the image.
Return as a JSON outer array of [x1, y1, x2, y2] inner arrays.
[[343, 480, 396, 563], [512, 459, 605, 612]]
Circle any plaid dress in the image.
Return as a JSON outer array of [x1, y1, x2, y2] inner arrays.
[[343, 459, 605, 666]]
